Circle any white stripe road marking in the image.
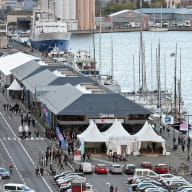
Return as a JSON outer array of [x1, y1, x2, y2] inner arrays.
[[0, 112, 54, 192], [0, 138, 25, 184]]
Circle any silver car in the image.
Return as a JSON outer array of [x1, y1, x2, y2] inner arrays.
[[0, 168, 10, 179], [109, 164, 122, 174]]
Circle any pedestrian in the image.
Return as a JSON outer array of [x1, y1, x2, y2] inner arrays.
[[32, 118, 35, 127], [3, 104, 6, 111], [114, 186, 118, 192], [9, 164, 13, 175], [110, 185, 114, 192], [40, 167, 44, 176], [182, 144, 185, 152], [112, 153, 115, 162], [35, 166, 39, 176], [64, 154, 68, 166]]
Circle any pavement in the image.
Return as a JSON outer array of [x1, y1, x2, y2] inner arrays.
[[1, 85, 192, 186]]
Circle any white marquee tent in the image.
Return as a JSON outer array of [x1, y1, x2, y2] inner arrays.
[[135, 121, 166, 155], [102, 119, 137, 155], [77, 121, 107, 154]]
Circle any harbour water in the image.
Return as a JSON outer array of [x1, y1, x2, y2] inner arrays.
[[70, 31, 192, 119]]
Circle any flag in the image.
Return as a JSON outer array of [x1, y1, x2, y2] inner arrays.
[[163, 115, 174, 125], [180, 123, 188, 131]]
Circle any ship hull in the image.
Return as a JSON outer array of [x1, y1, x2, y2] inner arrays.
[[30, 32, 71, 51]]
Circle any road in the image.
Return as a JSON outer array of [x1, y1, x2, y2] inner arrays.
[[0, 104, 55, 191]]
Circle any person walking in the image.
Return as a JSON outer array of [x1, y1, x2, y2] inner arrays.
[[182, 144, 185, 152], [110, 185, 114, 192], [9, 164, 13, 175], [114, 186, 118, 192], [35, 166, 39, 176], [40, 167, 44, 176]]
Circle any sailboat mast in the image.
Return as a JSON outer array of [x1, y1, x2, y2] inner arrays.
[[92, 11, 96, 77], [111, 16, 114, 81], [179, 48, 181, 118], [174, 43, 177, 117], [99, 5, 102, 79], [133, 55, 135, 97]]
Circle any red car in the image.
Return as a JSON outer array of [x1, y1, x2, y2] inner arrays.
[[140, 162, 153, 170], [95, 164, 108, 174], [154, 163, 169, 174]]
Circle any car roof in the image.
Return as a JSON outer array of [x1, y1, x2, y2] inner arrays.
[[96, 164, 106, 166], [141, 162, 152, 164], [4, 183, 25, 187], [156, 164, 167, 166], [125, 164, 136, 166]]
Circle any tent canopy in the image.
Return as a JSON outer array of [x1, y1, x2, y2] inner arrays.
[[135, 121, 166, 155], [77, 121, 107, 142], [7, 79, 23, 91], [135, 121, 165, 142], [102, 119, 131, 137]]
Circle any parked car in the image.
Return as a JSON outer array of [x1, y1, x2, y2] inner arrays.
[[109, 164, 122, 174], [134, 169, 159, 180], [154, 164, 169, 174], [123, 164, 136, 174], [95, 164, 108, 174], [140, 162, 153, 170], [0, 168, 10, 179], [3, 183, 35, 192], [54, 171, 73, 181]]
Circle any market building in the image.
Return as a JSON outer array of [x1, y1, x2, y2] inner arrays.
[[8, 52, 151, 134]]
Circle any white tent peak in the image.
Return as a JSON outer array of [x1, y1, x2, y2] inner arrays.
[[102, 119, 130, 137], [77, 121, 107, 142], [7, 79, 23, 91], [135, 121, 164, 142]]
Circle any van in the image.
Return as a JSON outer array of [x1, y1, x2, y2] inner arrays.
[[134, 168, 160, 180], [82, 162, 92, 174], [3, 183, 35, 192], [73, 161, 92, 174]]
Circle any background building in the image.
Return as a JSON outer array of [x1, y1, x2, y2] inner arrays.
[[76, 0, 96, 30]]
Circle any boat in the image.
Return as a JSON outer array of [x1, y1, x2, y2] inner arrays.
[[73, 50, 99, 76], [48, 47, 74, 62], [30, 7, 71, 52]]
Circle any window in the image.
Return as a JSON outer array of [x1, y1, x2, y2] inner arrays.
[[4, 186, 17, 190]]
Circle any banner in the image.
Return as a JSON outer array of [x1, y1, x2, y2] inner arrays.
[[180, 123, 188, 131], [56, 127, 67, 151]]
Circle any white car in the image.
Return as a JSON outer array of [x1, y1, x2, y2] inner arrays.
[[3, 183, 35, 192]]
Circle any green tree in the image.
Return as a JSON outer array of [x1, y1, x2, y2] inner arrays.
[[103, 2, 136, 15]]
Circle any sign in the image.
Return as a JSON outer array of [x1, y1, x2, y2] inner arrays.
[[162, 115, 174, 125], [90, 119, 124, 124], [99, 113, 115, 118], [180, 123, 188, 131]]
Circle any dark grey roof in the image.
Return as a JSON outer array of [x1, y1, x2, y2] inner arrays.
[[11, 60, 41, 81], [58, 94, 151, 115], [49, 76, 98, 86], [23, 64, 75, 80], [38, 84, 83, 114]]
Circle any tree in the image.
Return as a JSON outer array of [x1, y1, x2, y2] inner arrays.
[[103, 2, 136, 15]]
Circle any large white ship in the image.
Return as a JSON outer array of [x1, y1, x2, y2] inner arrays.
[[30, 1, 71, 51]]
